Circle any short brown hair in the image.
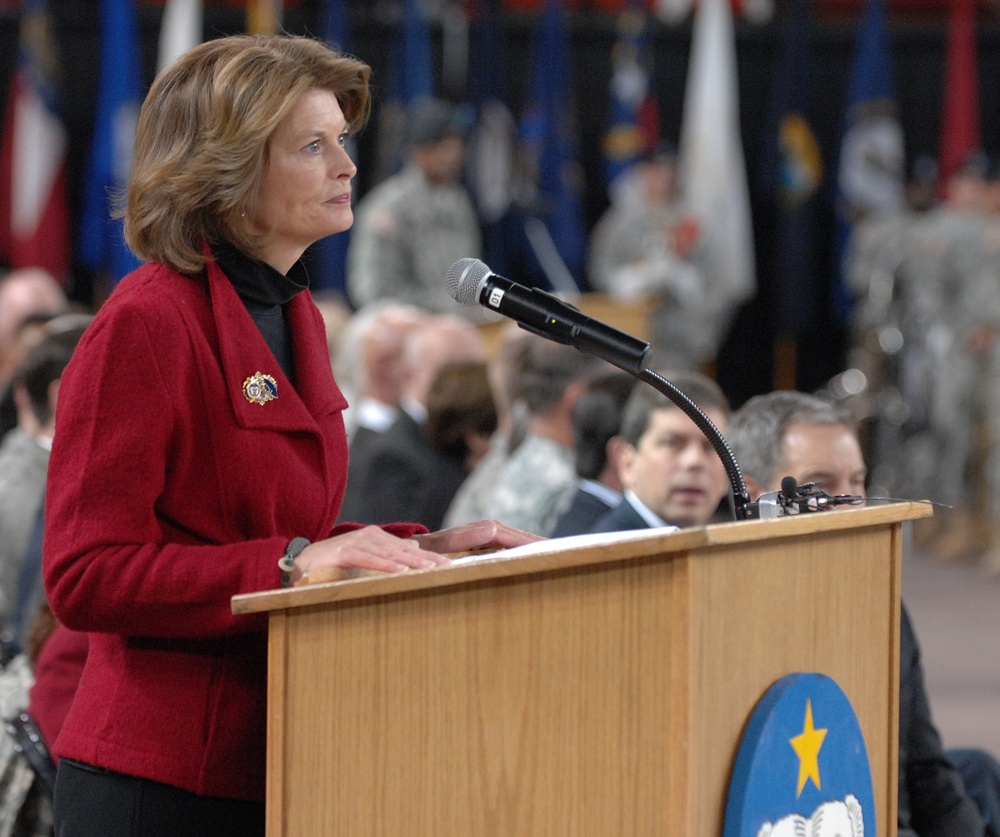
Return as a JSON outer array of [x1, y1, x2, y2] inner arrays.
[[425, 362, 498, 460], [125, 34, 371, 275], [619, 370, 730, 447]]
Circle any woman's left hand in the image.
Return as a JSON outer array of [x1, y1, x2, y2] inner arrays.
[[413, 519, 543, 557]]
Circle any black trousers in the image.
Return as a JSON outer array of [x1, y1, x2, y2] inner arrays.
[[53, 759, 265, 837]]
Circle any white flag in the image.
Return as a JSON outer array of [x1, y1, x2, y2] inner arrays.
[[679, 0, 756, 311], [157, 0, 202, 73]]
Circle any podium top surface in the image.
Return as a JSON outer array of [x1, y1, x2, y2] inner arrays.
[[232, 501, 930, 616]]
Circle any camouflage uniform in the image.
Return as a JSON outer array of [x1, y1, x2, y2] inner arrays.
[[588, 196, 719, 371], [899, 208, 971, 506], [845, 208, 915, 495], [442, 430, 510, 529], [849, 205, 992, 517], [958, 217, 1000, 529], [347, 165, 481, 314], [482, 432, 577, 537]]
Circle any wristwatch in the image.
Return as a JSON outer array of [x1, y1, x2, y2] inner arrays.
[[278, 537, 311, 588]]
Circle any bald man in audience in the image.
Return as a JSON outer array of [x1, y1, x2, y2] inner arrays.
[[337, 314, 486, 530]]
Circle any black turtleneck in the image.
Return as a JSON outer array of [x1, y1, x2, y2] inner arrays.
[[211, 242, 309, 384]]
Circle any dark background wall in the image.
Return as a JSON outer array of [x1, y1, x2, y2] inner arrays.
[[1, 0, 999, 406]]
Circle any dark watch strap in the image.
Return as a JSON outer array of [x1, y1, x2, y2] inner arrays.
[[278, 537, 311, 587]]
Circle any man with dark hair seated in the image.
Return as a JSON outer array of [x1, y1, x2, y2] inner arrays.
[[552, 368, 636, 538], [589, 370, 731, 533]]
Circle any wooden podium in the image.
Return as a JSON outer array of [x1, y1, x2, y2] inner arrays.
[[233, 502, 929, 837]]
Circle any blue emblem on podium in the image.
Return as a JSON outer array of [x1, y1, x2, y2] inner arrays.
[[724, 672, 875, 837]]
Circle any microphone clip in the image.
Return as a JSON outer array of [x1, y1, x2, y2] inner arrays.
[[746, 477, 863, 519]]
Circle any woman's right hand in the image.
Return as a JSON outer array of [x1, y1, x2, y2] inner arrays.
[[288, 526, 448, 585]]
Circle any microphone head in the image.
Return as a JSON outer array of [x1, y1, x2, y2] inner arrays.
[[780, 475, 799, 500], [446, 258, 492, 306]]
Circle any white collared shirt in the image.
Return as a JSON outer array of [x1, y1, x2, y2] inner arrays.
[[624, 489, 670, 529]]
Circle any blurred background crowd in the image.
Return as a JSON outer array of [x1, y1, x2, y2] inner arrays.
[[0, 1, 999, 833], [7, 0, 999, 552]]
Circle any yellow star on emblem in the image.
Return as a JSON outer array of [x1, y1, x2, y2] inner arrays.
[[790, 698, 827, 796]]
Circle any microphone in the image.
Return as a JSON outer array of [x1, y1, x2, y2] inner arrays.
[[447, 258, 753, 520], [748, 476, 865, 518], [446, 258, 651, 374]]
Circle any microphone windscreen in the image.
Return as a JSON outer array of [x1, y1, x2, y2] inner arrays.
[[780, 475, 799, 499], [446, 258, 491, 306]]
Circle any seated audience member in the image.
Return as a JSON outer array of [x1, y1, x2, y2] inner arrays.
[[346, 97, 481, 315], [0, 321, 89, 652], [0, 268, 69, 385], [443, 324, 532, 529], [727, 390, 999, 837], [309, 288, 353, 370], [334, 301, 425, 440], [589, 370, 731, 533], [466, 335, 605, 537], [424, 361, 497, 473], [551, 368, 637, 538], [337, 315, 486, 530], [0, 314, 62, 441]]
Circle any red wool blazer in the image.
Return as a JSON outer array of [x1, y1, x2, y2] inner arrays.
[[43, 256, 423, 800]]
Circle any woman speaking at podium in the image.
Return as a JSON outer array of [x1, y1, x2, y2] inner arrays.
[[42, 34, 535, 837]]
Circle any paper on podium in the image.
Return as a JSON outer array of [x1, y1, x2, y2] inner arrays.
[[296, 526, 681, 586], [447, 525, 680, 565]]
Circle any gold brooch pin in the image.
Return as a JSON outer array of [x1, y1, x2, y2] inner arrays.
[[242, 371, 278, 405]]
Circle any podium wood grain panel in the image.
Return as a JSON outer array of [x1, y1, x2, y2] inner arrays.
[[272, 561, 681, 834], [239, 504, 927, 837]]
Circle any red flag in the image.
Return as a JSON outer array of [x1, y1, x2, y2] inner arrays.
[[937, 0, 980, 191], [0, 1, 71, 283]]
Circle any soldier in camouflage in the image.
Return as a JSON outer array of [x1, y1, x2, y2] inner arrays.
[[347, 98, 481, 315], [864, 153, 995, 562], [587, 145, 717, 371], [449, 334, 604, 537]]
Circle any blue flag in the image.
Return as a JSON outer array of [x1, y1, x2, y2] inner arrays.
[[466, 0, 518, 278], [602, 0, 659, 190], [78, 0, 143, 284], [518, 0, 586, 293], [833, 0, 904, 322], [373, 0, 436, 183], [399, 0, 434, 106], [759, 0, 823, 337], [308, 0, 354, 295]]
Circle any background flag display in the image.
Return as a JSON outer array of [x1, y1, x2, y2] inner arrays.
[[758, 0, 823, 338], [517, 0, 587, 293], [937, 0, 980, 190], [306, 0, 354, 293], [0, 0, 71, 282], [833, 0, 904, 320], [157, 0, 203, 73], [246, 0, 282, 35], [678, 0, 755, 322], [602, 0, 660, 189], [78, 0, 144, 285], [373, 0, 436, 183], [466, 0, 519, 278]]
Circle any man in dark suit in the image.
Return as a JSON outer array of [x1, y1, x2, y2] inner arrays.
[[337, 302, 425, 490], [338, 314, 485, 531], [589, 370, 731, 533], [551, 369, 636, 538]]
